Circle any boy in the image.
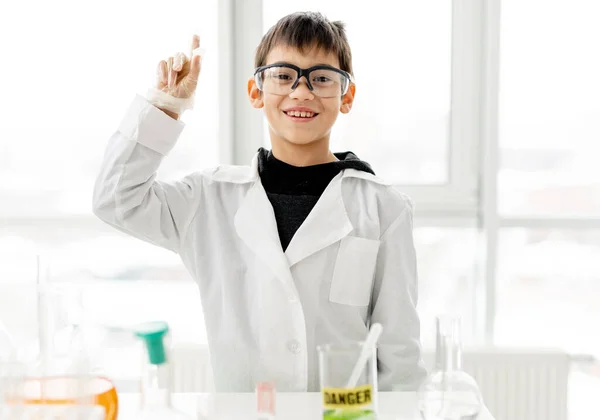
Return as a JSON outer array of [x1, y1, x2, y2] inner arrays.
[[93, 11, 427, 392]]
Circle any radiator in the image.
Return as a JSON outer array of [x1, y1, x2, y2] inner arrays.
[[422, 348, 571, 420], [171, 343, 215, 393]]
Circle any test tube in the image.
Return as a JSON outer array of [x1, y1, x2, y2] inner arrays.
[[256, 382, 276, 420]]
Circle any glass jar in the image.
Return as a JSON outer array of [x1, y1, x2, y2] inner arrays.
[[318, 342, 378, 420]]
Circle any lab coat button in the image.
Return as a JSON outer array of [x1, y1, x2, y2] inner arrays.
[[287, 340, 301, 354], [288, 296, 298, 303]]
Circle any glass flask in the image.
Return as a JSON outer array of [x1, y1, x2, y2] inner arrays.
[[417, 316, 483, 420]]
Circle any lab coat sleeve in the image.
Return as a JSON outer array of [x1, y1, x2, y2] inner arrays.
[[92, 94, 201, 254], [370, 202, 428, 391]]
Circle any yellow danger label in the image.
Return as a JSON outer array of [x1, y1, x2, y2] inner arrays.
[[322, 385, 373, 409]]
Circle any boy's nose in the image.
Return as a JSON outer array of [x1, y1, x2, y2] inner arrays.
[[289, 78, 315, 100]]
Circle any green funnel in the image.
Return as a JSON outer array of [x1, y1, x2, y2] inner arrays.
[[134, 321, 169, 365]]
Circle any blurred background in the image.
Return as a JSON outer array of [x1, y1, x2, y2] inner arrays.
[[0, 0, 599, 419]]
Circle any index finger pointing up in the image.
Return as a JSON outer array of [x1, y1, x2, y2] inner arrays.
[[190, 34, 200, 56]]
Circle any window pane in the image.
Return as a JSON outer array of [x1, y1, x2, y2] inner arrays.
[[498, 1, 600, 216], [414, 228, 478, 347], [496, 228, 600, 356], [262, 2, 451, 184], [0, 0, 219, 217], [0, 228, 205, 357], [496, 228, 600, 419]]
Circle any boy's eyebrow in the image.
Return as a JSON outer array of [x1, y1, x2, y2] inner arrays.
[[268, 61, 337, 68]]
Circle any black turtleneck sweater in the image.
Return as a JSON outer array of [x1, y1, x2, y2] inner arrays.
[[257, 147, 375, 251]]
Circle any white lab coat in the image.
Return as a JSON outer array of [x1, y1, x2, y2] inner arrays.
[[93, 95, 427, 392]]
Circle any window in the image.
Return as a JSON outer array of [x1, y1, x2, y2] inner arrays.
[[413, 227, 479, 347], [0, 227, 201, 351], [495, 229, 600, 354], [498, 1, 600, 218], [0, 0, 220, 218], [494, 4, 600, 413], [495, 1, 600, 355]]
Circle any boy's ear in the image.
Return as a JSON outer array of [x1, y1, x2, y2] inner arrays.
[[248, 77, 264, 109], [340, 83, 356, 114]]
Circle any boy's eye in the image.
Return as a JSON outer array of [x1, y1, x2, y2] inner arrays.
[[264, 68, 296, 82], [313, 76, 332, 83], [311, 70, 339, 85]]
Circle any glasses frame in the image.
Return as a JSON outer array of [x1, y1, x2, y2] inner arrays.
[[253, 63, 354, 97]]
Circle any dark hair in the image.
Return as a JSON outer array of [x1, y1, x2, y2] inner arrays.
[[255, 11, 353, 75]]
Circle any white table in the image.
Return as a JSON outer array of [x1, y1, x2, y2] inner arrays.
[[118, 392, 496, 419]]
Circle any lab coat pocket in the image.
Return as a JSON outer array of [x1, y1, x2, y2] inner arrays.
[[329, 236, 380, 306]]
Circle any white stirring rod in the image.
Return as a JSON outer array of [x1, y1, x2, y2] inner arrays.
[[345, 323, 383, 389]]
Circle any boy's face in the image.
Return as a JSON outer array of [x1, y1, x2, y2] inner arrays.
[[248, 44, 356, 149]]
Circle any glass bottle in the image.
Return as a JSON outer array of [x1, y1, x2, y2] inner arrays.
[[417, 316, 483, 420], [134, 321, 193, 420]]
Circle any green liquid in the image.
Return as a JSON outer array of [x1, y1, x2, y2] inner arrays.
[[323, 409, 376, 420]]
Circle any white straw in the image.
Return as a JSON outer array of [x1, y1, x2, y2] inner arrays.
[[345, 323, 383, 389]]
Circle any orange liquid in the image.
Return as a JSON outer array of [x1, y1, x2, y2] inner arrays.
[[18, 376, 118, 420]]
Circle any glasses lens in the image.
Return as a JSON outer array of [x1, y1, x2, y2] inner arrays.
[[309, 68, 349, 98], [259, 66, 298, 95]]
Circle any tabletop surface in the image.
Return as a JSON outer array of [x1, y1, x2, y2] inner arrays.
[[118, 392, 496, 420]]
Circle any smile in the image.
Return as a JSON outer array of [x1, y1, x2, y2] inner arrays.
[[283, 110, 319, 121]]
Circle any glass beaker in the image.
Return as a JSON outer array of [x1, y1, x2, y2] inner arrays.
[[417, 316, 483, 420], [317, 342, 378, 420], [0, 360, 26, 419], [26, 279, 118, 419], [17, 375, 118, 419]]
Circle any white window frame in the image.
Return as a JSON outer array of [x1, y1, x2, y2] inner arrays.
[[478, 0, 501, 345], [401, 0, 483, 220], [223, 0, 265, 165]]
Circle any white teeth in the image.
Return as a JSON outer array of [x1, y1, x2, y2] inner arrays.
[[286, 111, 314, 118]]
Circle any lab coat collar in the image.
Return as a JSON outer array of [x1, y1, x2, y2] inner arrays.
[[234, 178, 300, 300], [341, 168, 392, 186], [212, 153, 391, 186], [233, 152, 390, 292], [284, 171, 352, 266], [233, 171, 352, 295], [209, 156, 258, 183]]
